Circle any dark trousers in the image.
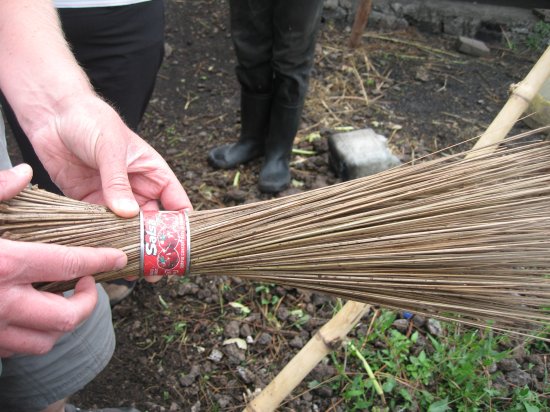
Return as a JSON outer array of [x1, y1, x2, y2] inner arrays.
[[0, 0, 165, 193], [229, 0, 324, 107]]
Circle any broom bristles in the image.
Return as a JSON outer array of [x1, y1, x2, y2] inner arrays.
[[1, 136, 550, 340]]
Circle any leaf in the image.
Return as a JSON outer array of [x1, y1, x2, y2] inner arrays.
[[523, 403, 540, 412], [307, 380, 320, 389], [229, 301, 251, 315], [292, 148, 316, 156], [223, 338, 247, 350], [382, 377, 396, 393], [428, 398, 450, 412], [232, 171, 240, 187], [305, 131, 321, 142], [344, 389, 365, 399], [399, 388, 412, 402]]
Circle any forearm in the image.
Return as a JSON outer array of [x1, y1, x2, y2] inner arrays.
[[0, 0, 92, 139]]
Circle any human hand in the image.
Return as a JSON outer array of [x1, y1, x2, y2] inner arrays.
[[0, 164, 128, 356], [27, 93, 192, 218]]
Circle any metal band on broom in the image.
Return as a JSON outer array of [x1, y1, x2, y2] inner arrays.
[[1, 133, 549, 341]]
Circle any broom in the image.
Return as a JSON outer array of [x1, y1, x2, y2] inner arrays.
[[242, 45, 550, 412], [1, 131, 550, 341]]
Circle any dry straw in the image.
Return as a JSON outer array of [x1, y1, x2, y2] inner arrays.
[[1, 132, 549, 341], [243, 44, 550, 412]]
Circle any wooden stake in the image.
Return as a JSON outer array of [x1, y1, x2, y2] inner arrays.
[[467, 45, 550, 158], [348, 0, 372, 49], [243, 301, 370, 412]]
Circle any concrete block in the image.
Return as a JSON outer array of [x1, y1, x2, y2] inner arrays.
[[457, 36, 491, 57], [328, 128, 401, 181]]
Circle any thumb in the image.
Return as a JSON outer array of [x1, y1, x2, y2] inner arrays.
[[0, 164, 33, 201], [95, 136, 139, 218]]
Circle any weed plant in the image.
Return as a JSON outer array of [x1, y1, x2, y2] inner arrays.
[[323, 310, 548, 411], [527, 21, 550, 52]]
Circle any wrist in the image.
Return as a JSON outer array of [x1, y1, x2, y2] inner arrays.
[[10, 77, 93, 143], [0, 0, 93, 140]]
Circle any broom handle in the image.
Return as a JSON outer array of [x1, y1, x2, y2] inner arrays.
[[243, 301, 370, 412], [243, 46, 550, 412], [466, 45, 550, 158]]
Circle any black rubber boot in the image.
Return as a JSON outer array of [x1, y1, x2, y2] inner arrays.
[[258, 103, 303, 194], [208, 91, 272, 169]]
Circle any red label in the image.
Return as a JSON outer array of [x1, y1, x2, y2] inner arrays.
[[141, 210, 189, 277]]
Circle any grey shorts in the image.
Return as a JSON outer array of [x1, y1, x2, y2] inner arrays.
[[0, 284, 115, 412], [0, 110, 13, 169]]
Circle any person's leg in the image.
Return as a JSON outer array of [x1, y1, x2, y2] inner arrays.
[[259, 0, 324, 193], [0, 285, 115, 412], [208, 0, 274, 169], [60, 0, 165, 131], [0, 111, 12, 170]]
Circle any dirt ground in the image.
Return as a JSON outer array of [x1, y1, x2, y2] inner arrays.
[[8, 0, 548, 411]]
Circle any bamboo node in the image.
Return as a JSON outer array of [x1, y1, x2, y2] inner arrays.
[[317, 330, 344, 351]]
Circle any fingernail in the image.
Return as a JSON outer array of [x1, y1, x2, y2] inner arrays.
[[12, 164, 32, 177], [114, 253, 128, 270], [112, 198, 139, 216]]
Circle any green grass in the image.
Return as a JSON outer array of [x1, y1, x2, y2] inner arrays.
[[322, 310, 549, 411], [527, 21, 550, 52]]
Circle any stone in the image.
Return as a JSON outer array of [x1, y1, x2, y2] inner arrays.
[[179, 364, 201, 387], [498, 358, 520, 372], [223, 343, 246, 364], [257, 332, 272, 346], [457, 36, 491, 57], [392, 319, 410, 333], [240, 323, 252, 338], [427, 318, 443, 336], [505, 370, 532, 387], [328, 128, 401, 181], [412, 315, 426, 328], [224, 320, 241, 338], [236, 366, 256, 384], [207, 349, 224, 363], [311, 363, 337, 381], [289, 335, 305, 349]]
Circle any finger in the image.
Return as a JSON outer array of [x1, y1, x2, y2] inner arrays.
[[0, 164, 33, 201], [125, 139, 191, 211], [0, 324, 62, 355], [140, 199, 160, 211], [3, 277, 98, 333], [159, 177, 193, 212], [143, 275, 163, 283], [0, 239, 127, 284], [95, 130, 139, 218]]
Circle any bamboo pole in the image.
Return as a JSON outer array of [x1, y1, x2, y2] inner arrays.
[[467, 45, 550, 158], [243, 301, 370, 412], [348, 0, 372, 48], [243, 46, 550, 412]]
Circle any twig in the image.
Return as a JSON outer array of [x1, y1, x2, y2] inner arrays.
[[365, 33, 462, 58]]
